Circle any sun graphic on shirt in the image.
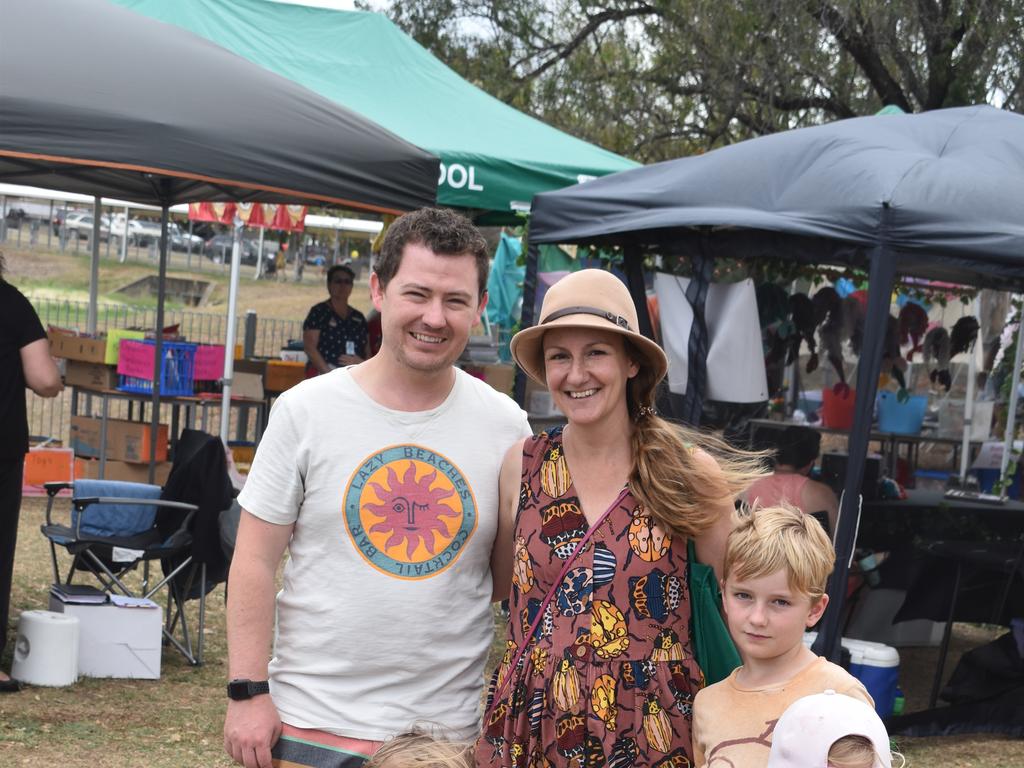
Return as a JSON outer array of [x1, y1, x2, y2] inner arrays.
[[364, 461, 460, 559], [344, 445, 477, 579]]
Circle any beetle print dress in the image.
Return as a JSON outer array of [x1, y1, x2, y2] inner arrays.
[[476, 427, 704, 768]]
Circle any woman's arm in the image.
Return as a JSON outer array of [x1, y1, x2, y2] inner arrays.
[[490, 437, 526, 603], [302, 328, 333, 374], [20, 338, 62, 397], [691, 449, 738, 584]]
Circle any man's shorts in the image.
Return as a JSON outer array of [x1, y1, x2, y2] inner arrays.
[[271, 724, 380, 768]]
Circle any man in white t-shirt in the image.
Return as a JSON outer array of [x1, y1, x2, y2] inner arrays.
[[223, 208, 531, 768]]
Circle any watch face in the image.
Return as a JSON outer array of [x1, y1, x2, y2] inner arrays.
[[227, 679, 269, 700]]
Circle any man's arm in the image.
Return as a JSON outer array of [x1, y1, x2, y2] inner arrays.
[[20, 338, 62, 397], [490, 438, 526, 603], [223, 510, 293, 768]]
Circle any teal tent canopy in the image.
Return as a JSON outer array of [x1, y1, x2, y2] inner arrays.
[[113, 0, 639, 219]]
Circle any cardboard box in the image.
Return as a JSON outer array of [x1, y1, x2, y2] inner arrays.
[[75, 457, 172, 486], [70, 416, 168, 463], [482, 364, 516, 396], [64, 360, 119, 390], [234, 358, 268, 376], [48, 329, 108, 363], [231, 371, 264, 400], [23, 447, 75, 487], [265, 360, 306, 393], [48, 596, 162, 679]]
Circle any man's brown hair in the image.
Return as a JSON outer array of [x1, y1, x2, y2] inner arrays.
[[374, 208, 488, 297]]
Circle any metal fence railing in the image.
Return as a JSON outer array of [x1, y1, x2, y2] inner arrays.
[[26, 297, 303, 446]]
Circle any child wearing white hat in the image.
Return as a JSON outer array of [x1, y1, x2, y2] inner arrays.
[[767, 689, 899, 768]]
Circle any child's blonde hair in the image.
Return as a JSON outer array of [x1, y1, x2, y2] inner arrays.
[[365, 731, 473, 768], [828, 734, 905, 768], [724, 504, 835, 602]]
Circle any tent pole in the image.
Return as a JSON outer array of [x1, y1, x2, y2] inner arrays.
[[624, 245, 654, 339], [220, 219, 244, 443], [680, 232, 714, 426], [513, 236, 541, 408], [148, 206, 169, 485], [959, 295, 981, 482], [120, 205, 129, 263], [812, 244, 896, 663], [87, 197, 101, 334], [999, 294, 1024, 485]]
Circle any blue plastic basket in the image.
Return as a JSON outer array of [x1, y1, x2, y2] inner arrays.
[[876, 391, 927, 434], [117, 340, 197, 397]]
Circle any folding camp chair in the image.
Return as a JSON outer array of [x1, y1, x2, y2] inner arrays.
[[42, 478, 203, 663]]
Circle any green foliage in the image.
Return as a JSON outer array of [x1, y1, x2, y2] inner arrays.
[[373, 0, 1024, 162]]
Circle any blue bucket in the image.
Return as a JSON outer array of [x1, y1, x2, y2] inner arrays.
[[877, 391, 927, 434]]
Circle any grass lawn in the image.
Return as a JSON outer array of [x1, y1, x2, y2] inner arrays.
[[2, 244, 1022, 765]]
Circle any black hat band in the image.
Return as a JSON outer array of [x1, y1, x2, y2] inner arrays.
[[541, 305, 631, 330]]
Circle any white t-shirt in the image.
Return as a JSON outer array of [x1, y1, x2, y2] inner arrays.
[[238, 366, 531, 740]]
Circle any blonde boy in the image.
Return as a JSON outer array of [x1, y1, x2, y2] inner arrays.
[[691, 505, 872, 768]]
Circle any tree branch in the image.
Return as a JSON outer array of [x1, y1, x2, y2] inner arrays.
[[807, 1, 914, 111], [516, 4, 659, 82]]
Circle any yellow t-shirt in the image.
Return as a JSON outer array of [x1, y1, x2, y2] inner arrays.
[[691, 656, 873, 768]]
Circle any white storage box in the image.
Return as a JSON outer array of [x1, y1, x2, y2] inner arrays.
[[48, 595, 162, 679]]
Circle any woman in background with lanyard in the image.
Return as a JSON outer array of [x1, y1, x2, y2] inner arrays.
[[303, 264, 368, 376]]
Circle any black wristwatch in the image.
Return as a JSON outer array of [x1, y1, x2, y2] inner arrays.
[[227, 679, 270, 700]]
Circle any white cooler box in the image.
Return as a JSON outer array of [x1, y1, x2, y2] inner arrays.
[[48, 596, 162, 679], [804, 632, 900, 718]]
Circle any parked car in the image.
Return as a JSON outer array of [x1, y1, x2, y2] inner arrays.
[[129, 219, 164, 247], [109, 213, 147, 243], [62, 212, 111, 241], [169, 222, 204, 251], [202, 234, 272, 265], [51, 208, 89, 235]]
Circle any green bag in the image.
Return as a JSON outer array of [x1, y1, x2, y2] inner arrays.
[[688, 538, 742, 685]]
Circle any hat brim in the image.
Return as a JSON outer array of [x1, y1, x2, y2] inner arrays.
[[510, 314, 668, 387]]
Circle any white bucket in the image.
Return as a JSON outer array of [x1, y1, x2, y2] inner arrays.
[[11, 610, 79, 687]]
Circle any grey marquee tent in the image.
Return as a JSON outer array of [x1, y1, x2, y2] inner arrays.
[[525, 104, 1024, 665], [0, 0, 439, 474]]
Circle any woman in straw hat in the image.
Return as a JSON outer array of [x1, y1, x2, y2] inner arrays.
[[476, 269, 766, 767]]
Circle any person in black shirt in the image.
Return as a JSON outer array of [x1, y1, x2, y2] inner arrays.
[[0, 251, 62, 692], [302, 264, 368, 376]]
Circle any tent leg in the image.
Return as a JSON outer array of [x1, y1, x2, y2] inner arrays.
[[87, 197, 101, 334], [514, 238, 541, 408], [148, 206, 169, 485], [220, 220, 244, 442], [813, 245, 896, 663], [999, 294, 1024, 487]]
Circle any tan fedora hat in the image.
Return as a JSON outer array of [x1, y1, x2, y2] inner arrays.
[[510, 269, 668, 385]]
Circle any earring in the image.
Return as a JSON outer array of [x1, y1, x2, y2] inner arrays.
[[636, 405, 655, 420]]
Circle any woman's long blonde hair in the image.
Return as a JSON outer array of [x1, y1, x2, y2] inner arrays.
[[625, 340, 770, 538]]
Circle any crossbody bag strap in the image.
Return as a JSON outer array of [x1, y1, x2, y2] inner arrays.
[[484, 486, 629, 724]]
